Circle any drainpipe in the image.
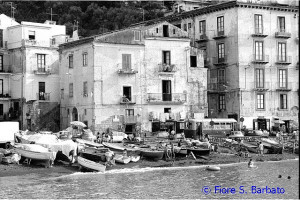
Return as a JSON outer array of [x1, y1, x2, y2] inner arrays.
[[21, 48, 25, 130], [92, 43, 95, 132]]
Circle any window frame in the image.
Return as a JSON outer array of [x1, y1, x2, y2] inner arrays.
[[254, 41, 264, 61], [69, 54, 73, 69], [199, 20, 206, 35], [254, 14, 263, 34], [256, 93, 265, 110], [217, 43, 225, 59], [278, 69, 287, 88], [125, 109, 134, 116], [134, 30, 141, 41], [0, 55, 3, 71], [255, 68, 265, 88], [37, 54, 46, 71], [277, 42, 286, 62], [278, 16, 285, 32], [217, 16, 224, 33], [219, 94, 226, 110], [190, 55, 197, 67], [279, 93, 287, 110], [28, 30, 36, 40], [82, 53, 88, 66], [122, 54, 131, 71], [162, 51, 171, 65], [61, 89, 64, 99], [83, 81, 88, 97], [0, 79, 3, 95], [69, 83, 73, 98], [217, 69, 226, 84]]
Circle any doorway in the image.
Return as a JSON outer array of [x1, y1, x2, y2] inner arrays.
[[163, 25, 169, 37], [38, 82, 45, 100], [162, 80, 172, 101]]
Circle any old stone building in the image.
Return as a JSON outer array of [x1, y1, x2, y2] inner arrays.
[[59, 21, 207, 134], [162, 0, 299, 132]]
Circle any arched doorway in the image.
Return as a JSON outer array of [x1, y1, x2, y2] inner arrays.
[[72, 107, 78, 121]]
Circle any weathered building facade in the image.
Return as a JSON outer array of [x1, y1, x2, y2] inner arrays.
[[59, 22, 207, 134], [163, 0, 299, 132], [0, 14, 67, 131]]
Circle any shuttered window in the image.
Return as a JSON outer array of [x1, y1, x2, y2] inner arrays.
[[122, 54, 131, 70]]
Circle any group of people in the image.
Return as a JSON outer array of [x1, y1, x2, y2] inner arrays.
[[96, 128, 113, 143]]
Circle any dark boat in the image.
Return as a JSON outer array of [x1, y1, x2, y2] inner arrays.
[[140, 149, 164, 161], [186, 147, 210, 157], [79, 147, 110, 162], [241, 141, 258, 153]]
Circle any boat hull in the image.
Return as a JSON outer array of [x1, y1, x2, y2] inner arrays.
[[187, 148, 210, 157], [114, 155, 131, 164], [206, 166, 220, 171], [15, 148, 57, 161], [77, 156, 106, 172], [140, 150, 164, 160]]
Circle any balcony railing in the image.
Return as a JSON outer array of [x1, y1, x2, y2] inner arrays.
[[247, 82, 270, 91], [212, 55, 227, 65], [276, 82, 292, 91], [252, 54, 269, 64], [213, 31, 226, 39], [275, 56, 292, 65], [120, 95, 136, 104], [117, 68, 138, 74], [33, 67, 51, 75], [252, 30, 268, 37], [158, 64, 176, 73], [147, 93, 186, 104], [207, 83, 228, 92], [0, 93, 11, 99], [0, 65, 12, 73], [36, 93, 50, 101], [124, 115, 137, 124], [275, 30, 291, 38], [196, 34, 208, 42], [22, 39, 53, 47]]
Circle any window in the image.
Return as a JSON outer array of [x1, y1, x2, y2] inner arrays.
[[255, 41, 264, 60], [28, 30, 35, 40], [83, 53, 88, 66], [156, 28, 159, 33], [183, 24, 187, 31], [0, 104, 3, 116], [254, 14, 263, 34], [69, 83, 73, 97], [255, 68, 264, 88], [125, 109, 134, 116], [278, 17, 285, 32], [122, 54, 131, 70], [278, 42, 286, 62], [69, 54, 73, 68], [217, 16, 224, 34], [83, 81, 88, 97], [0, 55, 3, 71], [38, 82, 45, 100], [164, 108, 171, 113], [280, 94, 287, 109], [134, 30, 141, 41], [256, 93, 265, 109], [61, 89, 64, 99], [0, 79, 3, 94], [0, 29, 3, 48], [162, 80, 172, 101], [218, 69, 225, 84], [173, 29, 176, 34], [190, 56, 197, 67], [279, 69, 287, 88], [37, 54, 46, 72], [217, 43, 225, 61], [163, 25, 169, 37], [219, 94, 225, 110], [162, 51, 171, 65], [51, 38, 56, 45], [84, 109, 87, 115], [188, 23, 191, 30], [199, 20, 206, 35], [123, 86, 132, 101]]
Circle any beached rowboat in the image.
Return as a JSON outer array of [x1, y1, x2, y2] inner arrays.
[[114, 154, 131, 164], [140, 149, 164, 160], [186, 147, 210, 157], [206, 166, 220, 171], [76, 139, 103, 148], [129, 155, 140, 162], [77, 156, 106, 172], [15, 146, 57, 161]]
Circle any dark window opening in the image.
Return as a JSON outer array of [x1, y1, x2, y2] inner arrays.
[[39, 82, 45, 100], [190, 56, 197, 67], [162, 51, 171, 65], [164, 108, 171, 113], [0, 104, 3, 116], [163, 25, 169, 37], [29, 31, 35, 40], [125, 109, 134, 116], [175, 24, 181, 29], [123, 86, 132, 101], [162, 80, 172, 101]]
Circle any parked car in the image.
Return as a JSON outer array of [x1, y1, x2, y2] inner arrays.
[[112, 131, 128, 143], [228, 131, 244, 138]]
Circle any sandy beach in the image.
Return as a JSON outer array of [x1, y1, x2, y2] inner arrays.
[[0, 151, 298, 177]]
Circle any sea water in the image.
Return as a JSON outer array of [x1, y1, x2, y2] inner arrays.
[[0, 159, 298, 199]]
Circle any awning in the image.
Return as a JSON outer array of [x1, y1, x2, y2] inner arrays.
[[273, 120, 285, 124]]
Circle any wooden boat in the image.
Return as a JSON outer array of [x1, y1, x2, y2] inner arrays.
[[140, 149, 164, 160], [77, 156, 106, 172], [114, 154, 131, 164], [15, 147, 57, 161], [186, 147, 210, 157], [102, 142, 125, 151], [174, 146, 188, 156], [206, 166, 220, 171], [76, 139, 103, 148], [241, 142, 258, 153], [259, 138, 283, 154], [129, 155, 140, 162], [102, 142, 140, 155]]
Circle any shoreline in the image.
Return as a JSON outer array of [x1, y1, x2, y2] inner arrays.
[[0, 152, 298, 178]]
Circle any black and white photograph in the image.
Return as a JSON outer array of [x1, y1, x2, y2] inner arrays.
[[0, 0, 299, 199]]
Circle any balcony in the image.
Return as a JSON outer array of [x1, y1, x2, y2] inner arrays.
[[275, 56, 292, 65], [196, 34, 208, 42], [251, 30, 268, 38], [120, 95, 136, 105], [0, 93, 11, 100], [147, 93, 187, 104], [158, 64, 176, 74], [36, 93, 50, 101], [117, 68, 138, 74], [275, 30, 291, 39], [212, 31, 227, 40], [252, 54, 269, 64], [207, 83, 228, 93], [33, 67, 51, 75], [124, 115, 137, 124], [22, 39, 53, 47], [276, 82, 292, 91], [250, 82, 270, 91], [0, 65, 12, 74], [212, 55, 227, 66]]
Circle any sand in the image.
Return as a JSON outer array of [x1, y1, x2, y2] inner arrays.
[[0, 152, 298, 177]]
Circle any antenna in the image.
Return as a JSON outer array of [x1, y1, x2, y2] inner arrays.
[[73, 20, 79, 32], [46, 8, 58, 22], [6, 2, 15, 20]]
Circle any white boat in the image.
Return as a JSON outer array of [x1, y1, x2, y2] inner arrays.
[[77, 156, 106, 172], [114, 154, 131, 164], [129, 155, 140, 162], [248, 164, 256, 168], [102, 142, 125, 151], [76, 138, 103, 148], [206, 166, 221, 171], [15, 146, 57, 161]]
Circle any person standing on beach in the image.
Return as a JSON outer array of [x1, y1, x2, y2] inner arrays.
[[258, 142, 264, 155]]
